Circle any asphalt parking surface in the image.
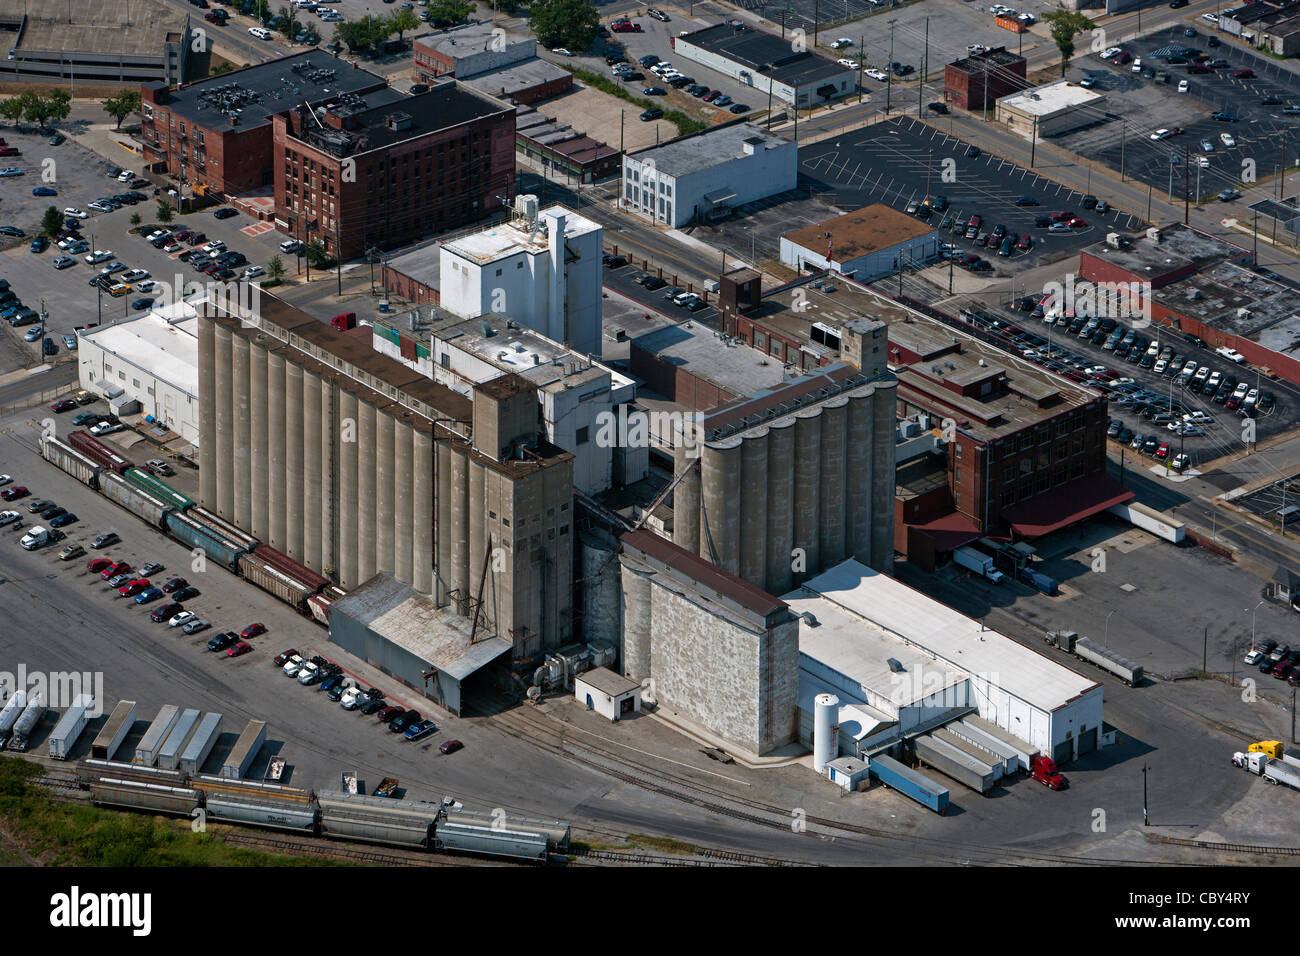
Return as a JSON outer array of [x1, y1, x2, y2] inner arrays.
[[1232, 473, 1300, 525], [600, 256, 721, 328], [1062, 24, 1300, 202], [0, 126, 129, 241], [798, 116, 1146, 272]]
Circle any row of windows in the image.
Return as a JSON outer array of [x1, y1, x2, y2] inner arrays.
[[997, 460, 1096, 507]]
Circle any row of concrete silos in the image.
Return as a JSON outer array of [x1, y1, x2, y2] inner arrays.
[[673, 379, 897, 596], [199, 317, 434, 594]]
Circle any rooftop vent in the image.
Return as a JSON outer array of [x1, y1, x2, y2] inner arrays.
[[384, 111, 413, 132], [886, 658, 904, 673], [800, 612, 819, 627]]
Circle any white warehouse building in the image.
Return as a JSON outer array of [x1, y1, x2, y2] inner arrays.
[[621, 123, 796, 228], [439, 201, 603, 358], [76, 302, 201, 448], [788, 559, 1105, 764]]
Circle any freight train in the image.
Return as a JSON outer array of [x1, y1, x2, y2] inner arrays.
[[40, 433, 345, 623], [77, 757, 567, 863]]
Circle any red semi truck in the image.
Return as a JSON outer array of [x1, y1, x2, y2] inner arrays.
[[1031, 754, 1066, 790]]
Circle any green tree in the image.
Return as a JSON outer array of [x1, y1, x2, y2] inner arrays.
[[305, 238, 328, 267], [388, 9, 421, 41], [129, 212, 142, 227], [157, 201, 175, 224], [253, 0, 272, 24], [41, 206, 64, 237], [20, 90, 71, 129], [101, 90, 142, 131], [335, 16, 389, 53], [0, 96, 24, 127], [276, 4, 300, 38], [528, 0, 598, 51], [210, 62, 235, 77], [267, 255, 286, 281], [1045, 11, 1095, 76], [424, 0, 470, 28]]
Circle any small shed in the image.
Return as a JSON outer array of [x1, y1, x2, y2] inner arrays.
[[827, 756, 870, 791], [574, 667, 642, 722]]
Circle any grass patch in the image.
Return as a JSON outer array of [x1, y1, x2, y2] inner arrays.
[[567, 66, 707, 137], [0, 756, 343, 867], [626, 833, 696, 855]]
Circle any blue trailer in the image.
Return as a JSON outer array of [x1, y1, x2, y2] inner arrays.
[[1018, 566, 1060, 596], [164, 510, 251, 572], [869, 754, 950, 815]]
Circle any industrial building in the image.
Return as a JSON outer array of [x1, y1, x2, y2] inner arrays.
[[779, 204, 940, 279], [1220, 1, 1300, 55], [141, 50, 389, 198], [1078, 224, 1300, 386], [412, 21, 536, 81], [513, 106, 621, 183], [462, 59, 573, 106], [579, 527, 799, 756], [76, 302, 201, 448], [621, 124, 796, 228], [943, 47, 1026, 111], [671, 22, 856, 108], [198, 293, 575, 660], [1, 0, 193, 87], [371, 312, 642, 495], [996, 80, 1106, 139], [436, 201, 603, 357], [329, 573, 512, 715], [790, 559, 1106, 764], [574, 667, 642, 721]]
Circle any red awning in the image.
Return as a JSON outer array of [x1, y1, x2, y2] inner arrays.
[[1001, 474, 1135, 538], [907, 510, 983, 552]]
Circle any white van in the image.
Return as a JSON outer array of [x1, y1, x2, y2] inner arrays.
[[249, 27, 272, 40]]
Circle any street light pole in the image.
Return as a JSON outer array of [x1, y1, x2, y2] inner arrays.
[[1104, 607, 1116, 647], [886, 20, 896, 115]]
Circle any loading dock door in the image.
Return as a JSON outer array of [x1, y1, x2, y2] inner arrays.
[[1052, 738, 1073, 764], [1078, 727, 1097, 756]]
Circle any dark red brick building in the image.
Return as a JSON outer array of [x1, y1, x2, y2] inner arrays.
[[944, 47, 1027, 111]]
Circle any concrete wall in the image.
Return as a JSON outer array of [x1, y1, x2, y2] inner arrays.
[[79, 331, 200, 447], [779, 231, 940, 280], [671, 39, 854, 106]]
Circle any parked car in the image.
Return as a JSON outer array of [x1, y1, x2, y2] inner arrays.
[[439, 739, 464, 755], [207, 632, 239, 652]]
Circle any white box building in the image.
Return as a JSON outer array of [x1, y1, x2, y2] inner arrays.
[[77, 302, 201, 447], [574, 667, 642, 721], [439, 201, 603, 357], [621, 124, 797, 227], [780, 204, 940, 280], [996, 80, 1106, 140], [789, 559, 1105, 764]]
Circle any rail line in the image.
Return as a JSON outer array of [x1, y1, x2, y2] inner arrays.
[[1151, 835, 1300, 857], [214, 829, 471, 867], [482, 699, 1210, 867]]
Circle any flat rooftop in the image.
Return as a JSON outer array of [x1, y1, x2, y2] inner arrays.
[[156, 49, 387, 130], [462, 58, 569, 96], [783, 203, 936, 263], [632, 320, 788, 402], [786, 590, 968, 710], [443, 204, 599, 264], [732, 274, 913, 357], [798, 559, 1102, 714], [1081, 223, 1248, 281], [949, 46, 1025, 72], [999, 80, 1102, 115], [81, 308, 199, 395], [679, 22, 850, 86], [6, 0, 185, 57], [414, 21, 531, 60], [627, 123, 788, 179]]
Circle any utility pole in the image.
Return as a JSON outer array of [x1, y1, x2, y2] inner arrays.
[[619, 110, 624, 154], [813, 0, 820, 47], [886, 20, 895, 115], [1184, 145, 1190, 224], [1146, 182, 1153, 223], [1142, 764, 1149, 826], [1030, 115, 1037, 168], [1119, 123, 1126, 183], [858, 34, 864, 104], [917, 16, 929, 118], [1253, 208, 1259, 264], [335, 216, 342, 297], [1203, 626, 1208, 673]]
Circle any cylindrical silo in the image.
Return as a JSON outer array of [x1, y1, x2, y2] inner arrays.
[[435, 438, 453, 603], [813, 693, 840, 773], [672, 442, 700, 557], [394, 417, 414, 585], [466, 457, 486, 614], [871, 380, 899, 574], [579, 533, 620, 645], [447, 443, 470, 605], [413, 428, 433, 595], [214, 323, 234, 519], [319, 378, 336, 578], [845, 388, 874, 565], [266, 350, 286, 551], [231, 333, 251, 528], [302, 370, 323, 572], [338, 389, 359, 589], [249, 341, 269, 541], [284, 361, 304, 561], [197, 316, 217, 508], [375, 410, 396, 575], [819, 397, 848, 569], [738, 428, 769, 588], [765, 417, 796, 596], [700, 437, 742, 575], [792, 408, 822, 583], [356, 400, 377, 584], [620, 562, 653, 681]]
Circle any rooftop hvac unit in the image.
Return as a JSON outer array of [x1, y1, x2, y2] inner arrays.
[[1146, 227, 1161, 242]]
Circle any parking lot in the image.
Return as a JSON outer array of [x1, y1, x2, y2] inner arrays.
[[798, 117, 1146, 273], [1231, 472, 1300, 527], [1060, 23, 1300, 202], [0, 126, 131, 242]]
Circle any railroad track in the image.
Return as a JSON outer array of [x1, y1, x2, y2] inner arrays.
[[483, 699, 1207, 867], [1151, 835, 1300, 858], [214, 828, 512, 867]]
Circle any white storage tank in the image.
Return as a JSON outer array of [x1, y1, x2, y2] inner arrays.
[[813, 693, 839, 773]]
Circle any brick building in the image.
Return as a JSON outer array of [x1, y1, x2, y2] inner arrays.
[[271, 79, 516, 259], [140, 50, 387, 197], [944, 47, 1026, 111]]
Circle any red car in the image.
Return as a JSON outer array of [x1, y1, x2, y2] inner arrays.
[[87, 557, 114, 573], [101, 561, 131, 579], [1068, 217, 1086, 228], [1272, 659, 1294, 679], [161, 576, 187, 593], [1233, 68, 1254, 78], [241, 622, 267, 638], [50, 399, 77, 413], [376, 705, 404, 723], [151, 602, 183, 623], [1156, 443, 1170, 460], [1111, 51, 1132, 64], [227, 640, 253, 657], [439, 739, 464, 755], [118, 578, 150, 597], [0, 146, 19, 157], [273, 647, 298, 667], [0, 485, 28, 501]]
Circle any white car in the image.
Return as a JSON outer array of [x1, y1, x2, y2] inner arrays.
[[84, 249, 113, 264], [0, 475, 10, 486], [168, 610, 195, 628], [1220, 132, 1236, 147], [135, 280, 157, 293], [64, 208, 89, 219], [296, 661, 320, 684], [550, 47, 574, 57], [87, 201, 113, 213], [1202, 12, 1219, 22], [1150, 128, 1173, 141], [163, 242, 183, 253], [249, 26, 272, 39], [0, 510, 19, 526], [1171, 453, 1191, 472], [121, 269, 150, 283], [1178, 80, 1190, 93], [1245, 648, 1265, 665], [242, 266, 266, 279], [90, 422, 125, 436], [837, 58, 859, 69], [831, 37, 853, 49], [1216, 346, 1246, 363], [866, 67, 889, 81], [282, 654, 305, 677], [1101, 46, 1122, 59], [201, 240, 226, 254], [1184, 410, 1213, 424], [117, 169, 135, 183], [1244, 387, 1260, 409]]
